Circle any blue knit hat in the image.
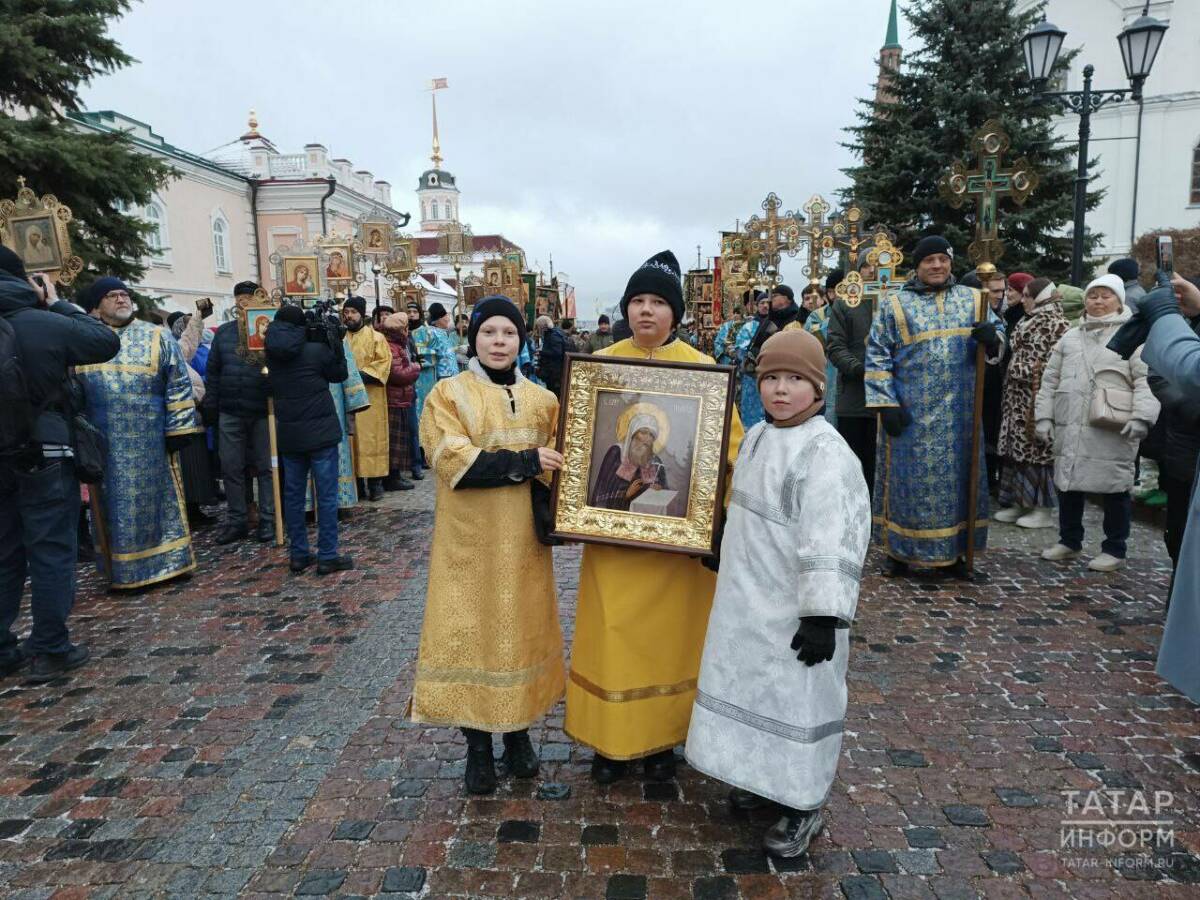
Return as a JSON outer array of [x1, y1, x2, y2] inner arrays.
[[83, 276, 129, 312]]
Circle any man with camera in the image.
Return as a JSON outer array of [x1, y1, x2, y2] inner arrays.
[[0, 247, 120, 682], [204, 281, 276, 544], [265, 303, 353, 575]]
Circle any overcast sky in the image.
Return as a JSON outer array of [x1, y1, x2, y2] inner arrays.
[[81, 0, 912, 320]]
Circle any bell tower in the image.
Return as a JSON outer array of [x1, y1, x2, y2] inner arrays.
[[417, 85, 461, 232], [875, 0, 902, 110]]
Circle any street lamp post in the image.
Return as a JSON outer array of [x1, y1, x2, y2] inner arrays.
[[1021, 3, 1168, 286]]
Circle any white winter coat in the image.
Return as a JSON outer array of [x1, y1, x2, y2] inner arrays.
[[1034, 308, 1159, 494]]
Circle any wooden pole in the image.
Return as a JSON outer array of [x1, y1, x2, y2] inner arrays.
[[964, 263, 993, 575], [267, 396, 285, 547], [87, 484, 112, 583]]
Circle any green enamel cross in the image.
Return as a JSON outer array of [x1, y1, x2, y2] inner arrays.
[[938, 119, 1039, 267]]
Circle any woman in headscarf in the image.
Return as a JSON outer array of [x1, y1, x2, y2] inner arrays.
[[410, 296, 565, 795], [566, 251, 744, 784]]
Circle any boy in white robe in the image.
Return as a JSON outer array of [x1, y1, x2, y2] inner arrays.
[[686, 329, 871, 858]]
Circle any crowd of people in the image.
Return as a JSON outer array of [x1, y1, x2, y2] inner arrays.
[[1, 230, 1197, 858]]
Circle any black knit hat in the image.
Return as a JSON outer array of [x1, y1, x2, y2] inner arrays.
[[771, 284, 794, 302], [342, 295, 367, 317], [166, 311, 185, 329], [959, 271, 983, 289], [910, 235, 954, 268], [427, 302, 448, 323], [0, 246, 27, 281], [234, 280, 260, 297], [83, 276, 128, 313], [468, 295, 528, 359], [620, 250, 684, 325], [824, 269, 845, 292], [598, 314, 610, 325], [1108, 258, 1140, 282]]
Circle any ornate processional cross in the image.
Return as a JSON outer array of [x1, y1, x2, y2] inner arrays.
[[938, 119, 1038, 269], [834, 234, 904, 310], [741, 193, 805, 288]]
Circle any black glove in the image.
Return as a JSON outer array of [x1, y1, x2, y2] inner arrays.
[[165, 433, 193, 454], [880, 407, 908, 438], [789, 616, 838, 667], [970, 322, 1001, 351]]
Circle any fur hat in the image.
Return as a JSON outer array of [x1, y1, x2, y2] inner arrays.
[[342, 295, 367, 317]]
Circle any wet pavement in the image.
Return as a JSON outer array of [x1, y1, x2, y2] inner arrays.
[[0, 481, 1196, 898]]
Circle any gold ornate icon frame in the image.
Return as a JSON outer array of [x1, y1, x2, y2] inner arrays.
[[0, 177, 84, 285]]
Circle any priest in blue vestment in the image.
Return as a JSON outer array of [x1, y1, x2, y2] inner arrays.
[[865, 236, 1005, 577], [77, 278, 202, 590]]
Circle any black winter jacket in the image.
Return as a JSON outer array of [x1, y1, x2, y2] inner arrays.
[[204, 319, 271, 420], [0, 272, 120, 445], [265, 320, 348, 455], [1148, 314, 1200, 484], [826, 297, 873, 418], [537, 327, 572, 390]]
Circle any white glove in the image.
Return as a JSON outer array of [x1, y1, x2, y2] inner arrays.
[[1035, 420, 1054, 445], [1121, 420, 1149, 441]]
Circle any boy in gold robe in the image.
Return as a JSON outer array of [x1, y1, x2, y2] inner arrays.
[[565, 251, 743, 783], [342, 296, 391, 501], [412, 296, 565, 794]]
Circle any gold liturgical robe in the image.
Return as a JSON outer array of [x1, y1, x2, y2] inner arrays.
[[346, 324, 392, 478], [411, 362, 565, 731], [565, 337, 744, 760]]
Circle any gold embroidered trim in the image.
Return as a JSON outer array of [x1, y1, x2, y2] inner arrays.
[[889, 295, 911, 345], [872, 515, 990, 538], [110, 534, 191, 562], [568, 669, 697, 703], [110, 561, 196, 590], [166, 400, 195, 412], [561, 728, 683, 762], [863, 371, 890, 381], [910, 327, 973, 345]]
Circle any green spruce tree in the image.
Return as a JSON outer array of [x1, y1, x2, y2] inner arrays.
[[0, 0, 174, 299], [842, 0, 1101, 283]]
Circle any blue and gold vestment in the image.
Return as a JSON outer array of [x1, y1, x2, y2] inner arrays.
[[77, 319, 202, 589], [865, 280, 1003, 566]]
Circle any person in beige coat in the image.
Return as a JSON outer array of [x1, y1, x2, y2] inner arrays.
[[1034, 274, 1160, 572]]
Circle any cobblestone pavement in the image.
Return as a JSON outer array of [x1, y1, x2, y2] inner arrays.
[[1, 481, 1197, 899]]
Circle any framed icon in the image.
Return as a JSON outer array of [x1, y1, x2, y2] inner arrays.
[[550, 354, 736, 555]]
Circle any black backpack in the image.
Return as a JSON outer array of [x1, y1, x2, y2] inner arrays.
[[0, 313, 36, 454]]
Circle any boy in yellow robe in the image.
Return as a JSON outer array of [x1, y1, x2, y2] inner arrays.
[[412, 296, 566, 794], [565, 251, 743, 783], [342, 296, 391, 501]]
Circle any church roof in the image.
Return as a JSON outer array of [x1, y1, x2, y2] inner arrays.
[[884, 0, 901, 50], [414, 234, 521, 257], [418, 168, 458, 190]]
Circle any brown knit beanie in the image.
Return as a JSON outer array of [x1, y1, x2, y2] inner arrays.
[[755, 329, 826, 398]]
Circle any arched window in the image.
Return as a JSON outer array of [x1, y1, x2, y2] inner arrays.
[[431, 199, 440, 219], [446, 202, 454, 220], [145, 202, 165, 252], [212, 216, 230, 273], [1192, 141, 1200, 205]]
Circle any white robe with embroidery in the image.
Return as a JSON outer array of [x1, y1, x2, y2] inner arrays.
[[685, 417, 870, 810]]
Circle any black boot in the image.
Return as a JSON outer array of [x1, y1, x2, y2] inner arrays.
[[367, 479, 385, 502], [881, 556, 910, 578], [590, 753, 628, 785], [463, 728, 496, 795], [500, 730, 539, 778], [643, 748, 677, 781]]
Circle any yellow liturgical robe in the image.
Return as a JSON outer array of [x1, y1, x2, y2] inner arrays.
[[565, 337, 744, 760], [411, 362, 565, 731], [346, 324, 392, 478]]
